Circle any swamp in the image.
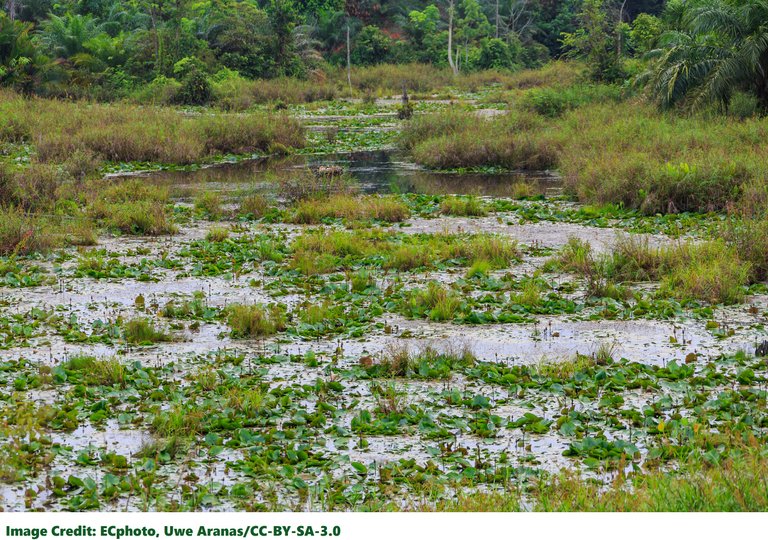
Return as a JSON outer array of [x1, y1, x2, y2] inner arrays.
[[2, 0, 768, 513]]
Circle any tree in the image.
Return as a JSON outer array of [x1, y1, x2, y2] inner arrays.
[[206, 1, 272, 78], [406, 4, 440, 46], [561, 0, 622, 81], [531, 0, 580, 55], [447, 0, 457, 74], [405, 5, 444, 64], [37, 13, 102, 59], [0, 12, 44, 91], [643, 0, 768, 111], [351, 24, 391, 65], [456, 0, 492, 69], [477, 36, 516, 69], [630, 12, 662, 54], [268, 0, 301, 75], [10, 0, 52, 23]]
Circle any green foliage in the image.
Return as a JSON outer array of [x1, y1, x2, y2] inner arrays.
[[352, 26, 393, 66], [123, 318, 173, 344], [729, 91, 760, 119], [522, 84, 622, 117], [477, 38, 518, 71], [174, 68, 212, 106], [0, 14, 44, 91], [561, 0, 624, 82], [0, 207, 55, 255], [630, 13, 663, 53], [644, 0, 768, 111]]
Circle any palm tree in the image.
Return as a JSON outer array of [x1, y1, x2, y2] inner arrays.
[[292, 24, 322, 65], [643, 0, 768, 110], [0, 12, 45, 91], [36, 12, 103, 59]]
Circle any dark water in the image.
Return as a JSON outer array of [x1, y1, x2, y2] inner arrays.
[[115, 150, 562, 200]]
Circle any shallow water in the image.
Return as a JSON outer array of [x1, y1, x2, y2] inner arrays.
[[113, 150, 561, 200], [3, 148, 767, 512]]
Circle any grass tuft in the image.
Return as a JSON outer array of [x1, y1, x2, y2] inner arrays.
[[226, 304, 286, 338]]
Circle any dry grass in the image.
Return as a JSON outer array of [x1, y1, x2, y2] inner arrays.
[[0, 89, 304, 166]]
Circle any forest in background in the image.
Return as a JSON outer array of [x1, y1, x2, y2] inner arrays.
[[3, 0, 767, 116], [0, 0, 667, 102]]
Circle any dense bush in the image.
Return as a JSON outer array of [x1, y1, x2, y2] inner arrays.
[[174, 69, 213, 106]]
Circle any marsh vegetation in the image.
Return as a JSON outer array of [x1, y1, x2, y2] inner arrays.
[[2, 0, 768, 513]]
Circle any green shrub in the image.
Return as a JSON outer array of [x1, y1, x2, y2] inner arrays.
[[174, 69, 212, 106], [100, 201, 176, 236], [131, 76, 182, 105], [406, 282, 463, 321], [206, 226, 229, 242], [194, 191, 222, 218], [440, 196, 487, 216], [660, 241, 749, 305], [291, 195, 409, 224], [238, 194, 270, 219], [522, 84, 622, 117]]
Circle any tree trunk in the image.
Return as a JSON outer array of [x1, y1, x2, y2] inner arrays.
[[757, 76, 768, 111], [759, 56, 768, 111], [346, 23, 352, 93], [447, 0, 458, 75], [616, 0, 627, 59], [7, 0, 15, 20], [495, 0, 499, 38]]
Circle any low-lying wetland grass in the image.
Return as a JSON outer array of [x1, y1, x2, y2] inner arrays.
[[0, 90, 305, 166], [401, 89, 768, 220], [429, 443, 768, 511], [123, 318, 175, 345], [550, 236, 750, 305], [226, 303, 287, 338], [362, 343, 477, 379], [290, 194, 410, 224], [288, 230, 519, 275]]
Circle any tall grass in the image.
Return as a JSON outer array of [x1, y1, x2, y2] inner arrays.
[[401, 93, 768, 215], [404, 108, 557, 170], [406, 282, 463, 321], [123, 318, 173, 344], [427, 449, 768, 511], [0, 90, 304, 166], [212, 76, 337, 110], [88, 179, 176, 236], [344, 64, 523, 96], [0, 208, 56, 255], [290, 194, 409, 224], [551, 236, 749, 304], [226, 304, 286, 338], [363, 342, 476, 379], [63, 355, 127, 387]]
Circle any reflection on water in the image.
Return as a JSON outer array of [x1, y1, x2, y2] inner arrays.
[[115, 150, 562, 200]]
